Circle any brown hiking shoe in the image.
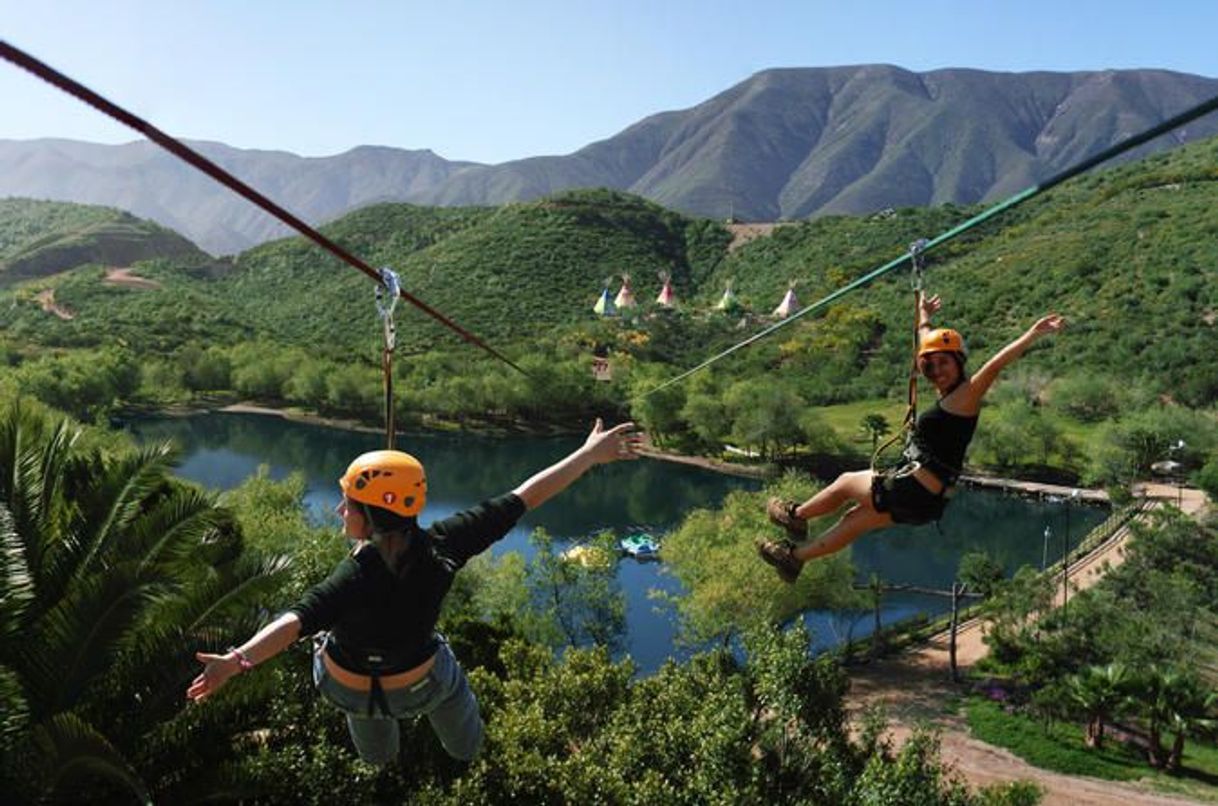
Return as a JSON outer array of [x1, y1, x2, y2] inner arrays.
[[766, 497, 807, 538], [755, 538, 803, 584]]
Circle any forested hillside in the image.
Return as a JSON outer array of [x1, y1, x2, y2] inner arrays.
[[0, 132, 1215, 487], [0, 198, 209, 284]]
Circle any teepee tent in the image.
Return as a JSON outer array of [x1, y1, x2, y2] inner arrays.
[[656, 271, 676, 307], [715, 279, 740, 312], [593, 283, 616, 316], [772, 283, 799, 319], [614, 273, 636, 309]]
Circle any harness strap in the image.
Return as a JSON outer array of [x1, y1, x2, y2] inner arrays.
[[870, 239, 929, 475], [367, 672, 391, 717]]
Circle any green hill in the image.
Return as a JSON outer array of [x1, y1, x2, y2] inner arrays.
[[1, 132, 1216, 413], [214, 189, 730, 356], [708, 134, 1218, 404], [0, 198, 210, 284]]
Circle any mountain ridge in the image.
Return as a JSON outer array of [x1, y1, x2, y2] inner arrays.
[[3, 65, 1218, 254]]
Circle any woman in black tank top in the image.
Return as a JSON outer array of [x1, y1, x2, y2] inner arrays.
[[758, 294, 1065, 584]]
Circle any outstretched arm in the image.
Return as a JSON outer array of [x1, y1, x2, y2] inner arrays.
[[964, 314, 1065, 406], [919, 293, 941, 331], [187, 611, 302, 702], [513, 418, 642, 510]]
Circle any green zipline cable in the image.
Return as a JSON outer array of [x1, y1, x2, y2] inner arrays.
[[640, 92, 1218, 400]]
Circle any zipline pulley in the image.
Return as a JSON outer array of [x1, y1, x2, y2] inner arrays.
[[377, 267, 401, 449], [908, 238, 928, 294]]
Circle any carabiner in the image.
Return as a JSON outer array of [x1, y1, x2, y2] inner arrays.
[[376, 267, 401, 351]]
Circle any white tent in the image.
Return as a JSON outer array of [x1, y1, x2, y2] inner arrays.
[[772, 284, 799, 318], [614, 274, 636, 309]]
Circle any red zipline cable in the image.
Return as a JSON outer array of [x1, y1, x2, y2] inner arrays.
[[0, 39, 526, 375]]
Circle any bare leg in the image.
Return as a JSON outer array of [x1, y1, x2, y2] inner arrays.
[[793, 470, 874, 520], [792, 505, 894, 562], [758, 469, 890, 582]]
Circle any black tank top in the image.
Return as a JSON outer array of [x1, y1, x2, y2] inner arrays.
[[910, 400, 978, 483]]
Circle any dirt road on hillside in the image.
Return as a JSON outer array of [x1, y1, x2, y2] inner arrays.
[[848, 485, 1210, 805], [34, 288, 73, 320]]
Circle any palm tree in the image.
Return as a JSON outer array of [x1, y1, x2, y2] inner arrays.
[[1066, 663, 1131, 750], [0, 400, 289, 803], [1131, 666, 1218, 771], [859, 413, 891, 454], [1137, 668, 1218, 773]]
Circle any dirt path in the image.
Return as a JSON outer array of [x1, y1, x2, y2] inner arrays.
[[848, 486, 1210, 805], [103, 267, 162, 289], [34, 288, 74, 320], [726, 222, 782, 252], [637, 446, 769, 479]]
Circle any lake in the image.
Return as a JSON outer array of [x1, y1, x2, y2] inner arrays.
[[128, 412, 1107, 672]]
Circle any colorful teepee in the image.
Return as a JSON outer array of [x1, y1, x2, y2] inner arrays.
[[655, 270, 676, 307], [715, 279, 740, 312], [593, 279, 617, 316], [772, 282, 799, 319], [614, 273, 636, 309]]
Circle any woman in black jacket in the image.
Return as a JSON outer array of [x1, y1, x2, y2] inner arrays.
[[188, 418, 641, 764]]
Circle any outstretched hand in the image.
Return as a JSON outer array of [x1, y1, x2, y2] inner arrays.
[[1028, 313, 1066, 338], [920, 293, 942, 320], [582, 418, 644, 465], [186, 651, 240, 702]]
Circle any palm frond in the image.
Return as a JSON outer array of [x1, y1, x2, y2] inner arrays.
[[184, 553, 294, 635], [69, 442, 179, 588], [128, 486, 227, 580], [111, 553, 292, 719], [33, 711, 152, 806], [0, 662, 31, 748], [0, 404, 78, 588], [0, 504, 34, 645]]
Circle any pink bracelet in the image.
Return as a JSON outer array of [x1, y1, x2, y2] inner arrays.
[[227, 647, 254, 672]]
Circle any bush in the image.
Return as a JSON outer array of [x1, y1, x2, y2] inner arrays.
[[1193, 455, 1218, 502]]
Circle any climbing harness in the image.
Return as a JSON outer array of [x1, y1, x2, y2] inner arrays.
[[376, 267, 401, 449], [0, 39, 526, 377]]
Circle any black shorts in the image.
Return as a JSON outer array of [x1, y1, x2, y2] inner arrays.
[[871, 471, 947, 525]]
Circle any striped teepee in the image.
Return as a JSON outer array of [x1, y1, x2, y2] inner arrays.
[[614, 273, 636, 309], [593, 279, 617, 316], [656, 270, 676, 307]]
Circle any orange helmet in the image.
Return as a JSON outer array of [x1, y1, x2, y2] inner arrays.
[[918, 328, 967, 360], [339, 450, 427, 518]]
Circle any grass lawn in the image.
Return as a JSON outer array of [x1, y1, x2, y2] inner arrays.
[[965, 697, 1218, 802], [815, 398, 1108, 480], [814, 398, 908, 447]]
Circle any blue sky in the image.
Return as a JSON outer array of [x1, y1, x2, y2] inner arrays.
[[3, 1, 1217, 164]]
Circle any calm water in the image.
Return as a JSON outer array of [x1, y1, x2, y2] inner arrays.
[[128, 413, 1107, 672]]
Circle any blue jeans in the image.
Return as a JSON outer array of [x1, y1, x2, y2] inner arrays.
[[312, 638, 484, 764]]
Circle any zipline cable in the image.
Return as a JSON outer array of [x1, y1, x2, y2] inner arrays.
[[0, 39, 527, 376], [639, 91, 1218, 399]]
